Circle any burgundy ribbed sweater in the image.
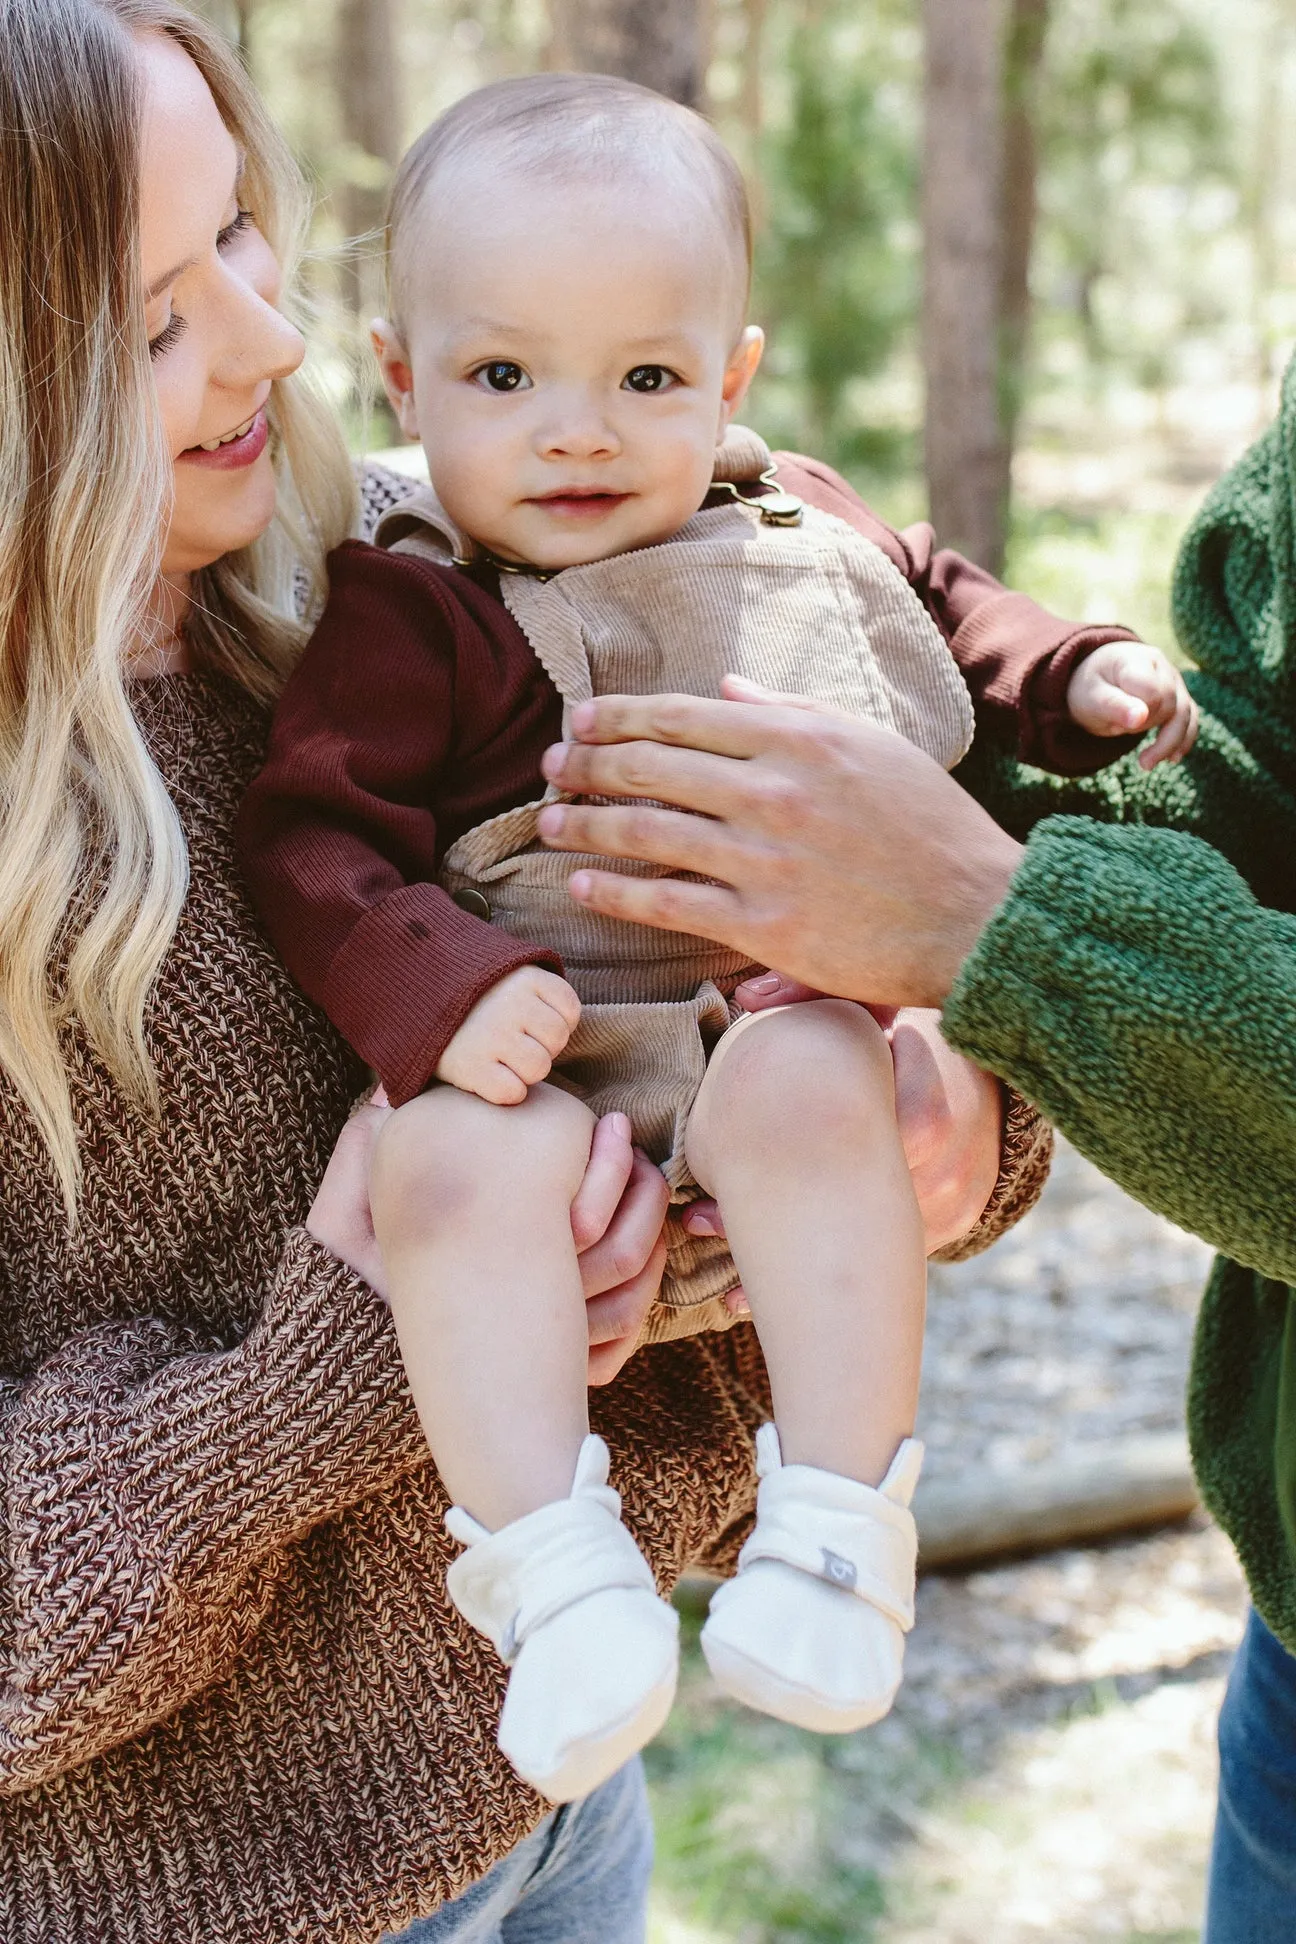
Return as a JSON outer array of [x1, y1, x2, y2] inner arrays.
[[239, 453, 1139, 1106]]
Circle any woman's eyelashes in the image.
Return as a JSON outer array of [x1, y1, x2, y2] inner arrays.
[[217, 208, 255, 251], [147, 213, 254, 362], [148, 314, 189, 362]]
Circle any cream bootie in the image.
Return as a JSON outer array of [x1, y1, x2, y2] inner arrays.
[[700, 1423, 923, 1733], [445, 1435, 680, 1802]]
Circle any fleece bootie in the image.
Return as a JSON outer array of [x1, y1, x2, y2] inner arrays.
[[700, 1423, 923, 1733], [445, 1435, 680, 1802]]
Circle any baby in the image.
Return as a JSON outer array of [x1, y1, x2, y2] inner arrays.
[[239, 74, 1195, 1803]]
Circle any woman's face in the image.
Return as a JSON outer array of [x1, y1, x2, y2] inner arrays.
[[138, 33, 304, 580]]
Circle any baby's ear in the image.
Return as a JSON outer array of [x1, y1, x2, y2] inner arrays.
[[370, 319, 420, 441], [718, 326, 765, 435]]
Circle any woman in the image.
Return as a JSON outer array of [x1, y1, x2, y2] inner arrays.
[[538, 386, 1296, 1940], [0, 4, 1030, 1939]]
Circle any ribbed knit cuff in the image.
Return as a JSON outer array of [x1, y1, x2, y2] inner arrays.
[[930, 1086, 1054, 1263], [320, 890, 564, 1106], [1022, 627, 1145, 775]]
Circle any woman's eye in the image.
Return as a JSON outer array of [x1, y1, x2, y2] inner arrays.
[[217, 209, 255, 251], [473, 362, 530, 393], [148, 314, 188, 362], [623, 365, 676, 394]]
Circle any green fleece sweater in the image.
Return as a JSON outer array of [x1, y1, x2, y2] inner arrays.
[[944, 359, 1296, 1652]]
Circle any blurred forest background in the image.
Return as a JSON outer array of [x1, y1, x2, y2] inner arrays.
[[197, 0, 1296, 647]]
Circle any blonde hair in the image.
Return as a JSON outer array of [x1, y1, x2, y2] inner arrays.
[[0, 0, 356, 1213], [387, 73, 753, 333]]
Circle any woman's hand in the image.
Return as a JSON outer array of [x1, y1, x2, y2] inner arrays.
[[308, 1092, 668, 1384], [570, 1112, 671, 1385], [307, 1089, 394, 1294], [683, 986, 1002, 1265], [537, 677, 1024, 1009]]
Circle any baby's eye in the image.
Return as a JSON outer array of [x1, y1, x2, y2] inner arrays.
[[623, 365, 679, 394], [472, 361, 531, 393]]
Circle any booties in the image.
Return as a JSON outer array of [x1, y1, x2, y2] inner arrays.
[[700, 1423, 923, 1734], [445, 1436, 680, 1802]]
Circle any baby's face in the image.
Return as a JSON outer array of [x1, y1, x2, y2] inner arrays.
[[376, 171, 762, 571]]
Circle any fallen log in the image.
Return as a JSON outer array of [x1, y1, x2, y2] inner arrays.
[[677, 1432, 1199, 1603], [913, 1431, 1199, 1570]]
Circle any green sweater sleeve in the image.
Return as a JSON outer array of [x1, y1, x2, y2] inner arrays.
[[953, 670, 1296, 916], [942, 814, 1296, 1287]]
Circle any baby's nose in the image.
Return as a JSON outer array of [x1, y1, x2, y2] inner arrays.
[[538, 398, 621, 458]]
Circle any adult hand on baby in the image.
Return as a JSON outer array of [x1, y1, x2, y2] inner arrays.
[[436, 965, 582, 1104], [571, 1111, 671, 1386], [310, 1088, 669, 1379], [1066, 642, 1198, 768], [307, 1085, 394, 1295], [682, 986, 1002, 1290]]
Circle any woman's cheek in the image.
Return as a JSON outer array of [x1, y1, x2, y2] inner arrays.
[[152, 353, 207, 462]]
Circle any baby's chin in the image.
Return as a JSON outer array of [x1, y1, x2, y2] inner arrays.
[[493, 502, 693, 572]]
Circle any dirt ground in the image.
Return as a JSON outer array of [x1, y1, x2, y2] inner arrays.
[[646, 1142, 1248, 1944]]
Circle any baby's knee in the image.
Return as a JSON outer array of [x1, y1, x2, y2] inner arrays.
[[688, 1000, 894, 1182], [371, 1082, 596, 1239]]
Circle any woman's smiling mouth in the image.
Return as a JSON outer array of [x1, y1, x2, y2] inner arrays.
[[180, 407, 269, 470]]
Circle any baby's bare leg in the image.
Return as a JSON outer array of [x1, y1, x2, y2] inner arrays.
[[685, 1000, 925, 1488], [369, 1081, 597, 1531]]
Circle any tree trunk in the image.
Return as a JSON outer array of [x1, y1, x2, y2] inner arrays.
[[922, 0, 1009, 573], [233, 0, 255, 62], [996, 0, 1049, 510], [548, 0, 708, 107], [335, 0, 401, 325]]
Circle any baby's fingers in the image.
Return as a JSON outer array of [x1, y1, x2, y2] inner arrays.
[[1074, 669, 1151, 735], [1139, 689, 1200, 769], [473, 1061, 531, 1106]]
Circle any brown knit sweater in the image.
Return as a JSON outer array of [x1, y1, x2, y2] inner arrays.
[[0, 671, 775, 1943]]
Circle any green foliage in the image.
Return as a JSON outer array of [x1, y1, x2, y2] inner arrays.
[[646, 1712, 887, 1943], [743, 1, 919, 481], [1034, 0, 1233, 376]]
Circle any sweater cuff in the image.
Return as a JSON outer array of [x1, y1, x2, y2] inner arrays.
[[1022, 627, 1146, 775], [953, 600, 1143, 773], [940, 815, 1120, 1083], [929, 1086, 1054, 1263], [320, 887, 564, 1105]]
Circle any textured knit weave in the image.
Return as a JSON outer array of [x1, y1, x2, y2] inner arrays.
[[941, 351, 1296, 1652], [0, 670, 781, 1944]]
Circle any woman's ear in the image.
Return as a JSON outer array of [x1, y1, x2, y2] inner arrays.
[[370, 319, 421, 442], [718, 326, 765, 437]]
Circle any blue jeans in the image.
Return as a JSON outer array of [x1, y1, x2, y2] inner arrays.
[[384, 1757, 652, 1943], [1205, 1608, 1296, 1941]]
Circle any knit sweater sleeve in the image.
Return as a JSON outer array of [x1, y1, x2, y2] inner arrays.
[[238, 542, 562, 1105], [942, 815, 1296, 1285], [0, 1227, 432, 1792]]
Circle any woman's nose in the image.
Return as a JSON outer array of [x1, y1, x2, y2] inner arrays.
[[212, 247, 305, 389]]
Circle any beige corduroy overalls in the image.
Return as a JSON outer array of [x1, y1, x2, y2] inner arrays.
[[375, 429, 974, 1345]]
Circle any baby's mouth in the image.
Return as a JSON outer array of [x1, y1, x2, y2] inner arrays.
[[528, 489, 631, 519]]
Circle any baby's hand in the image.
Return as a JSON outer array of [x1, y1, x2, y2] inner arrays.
[[436, 966, 581, 1105], [1066, 642, 1199, 769]]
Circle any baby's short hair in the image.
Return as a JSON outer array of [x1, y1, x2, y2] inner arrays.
[[386, 72, 753, 333]]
